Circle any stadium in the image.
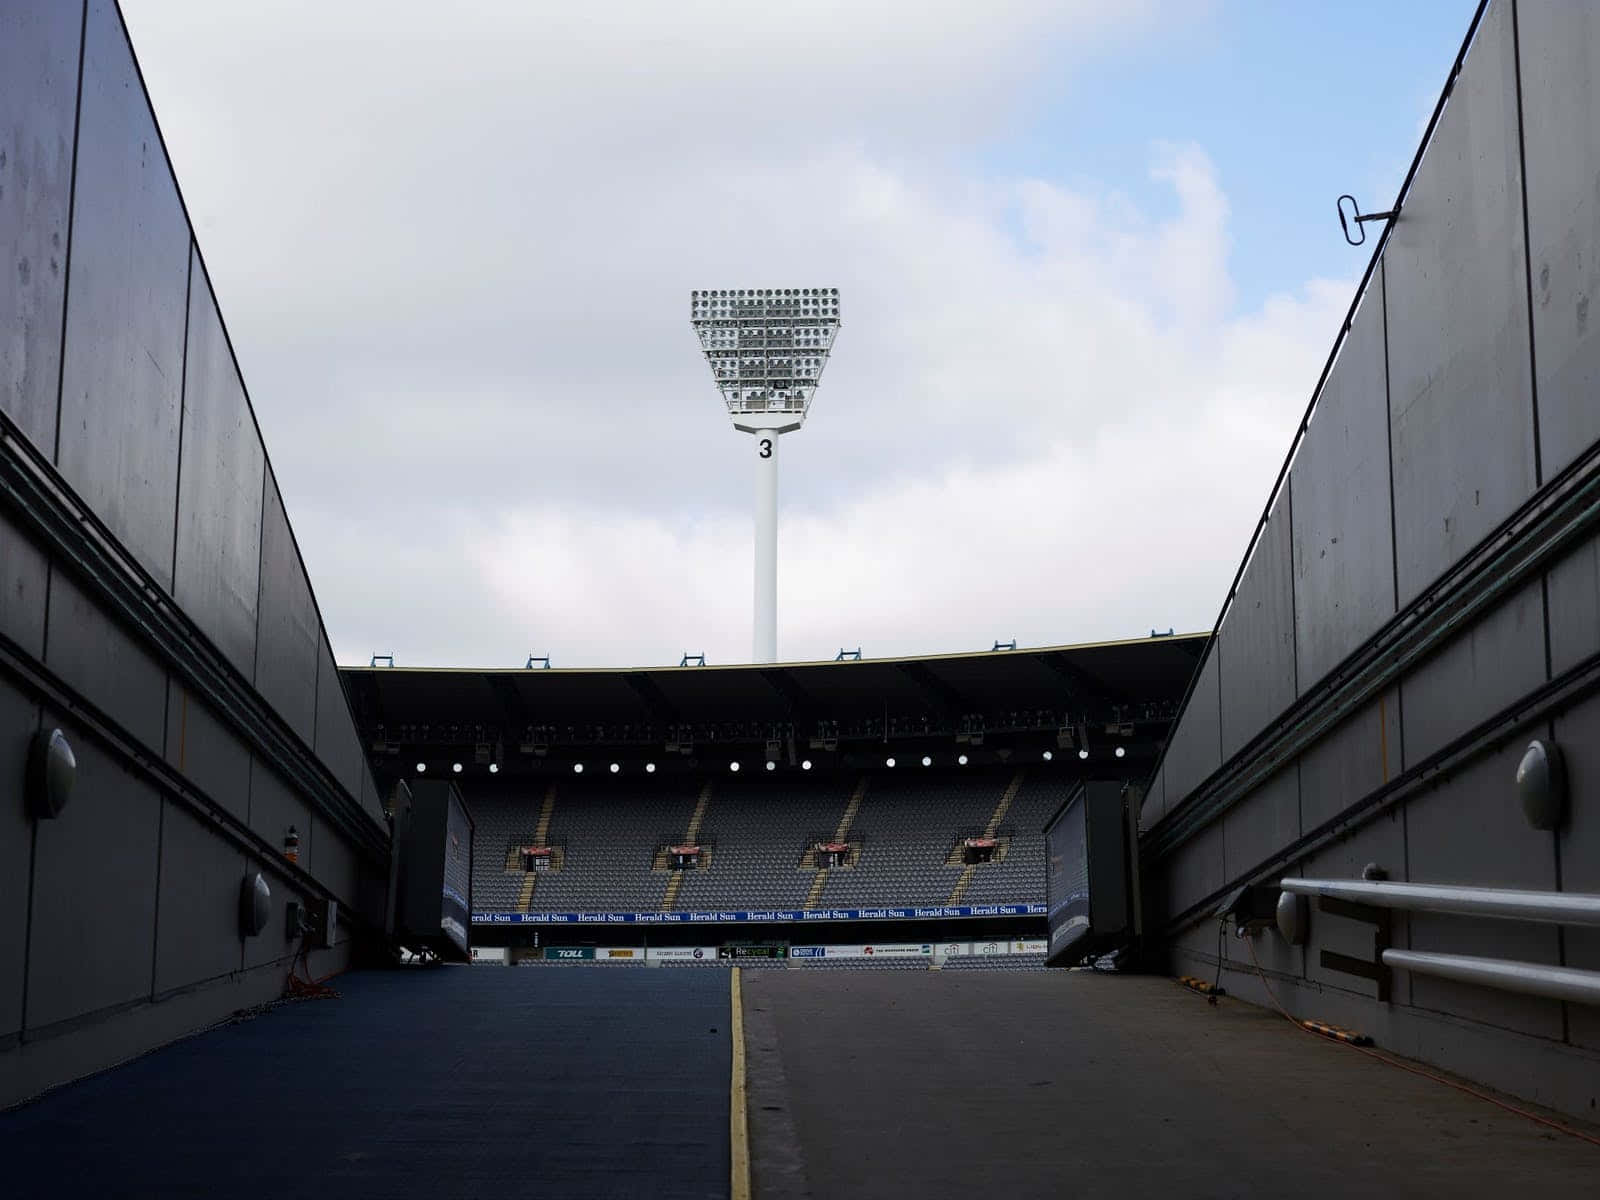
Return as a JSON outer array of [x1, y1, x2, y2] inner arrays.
[[5, 1, 1600, 1197]]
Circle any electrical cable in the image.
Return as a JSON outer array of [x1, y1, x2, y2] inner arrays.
[[1240, 933, 1600, 1149], [284, 932, 340, 1000]]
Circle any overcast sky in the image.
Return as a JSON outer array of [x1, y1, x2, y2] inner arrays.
[[120, 0, 1475, 669]]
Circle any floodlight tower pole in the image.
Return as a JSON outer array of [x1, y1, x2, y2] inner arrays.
[[691, 287, 840, 666], [753, 427, 780, 664]]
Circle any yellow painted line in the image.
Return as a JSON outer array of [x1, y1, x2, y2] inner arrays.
[[731, 967, 750, 1200]]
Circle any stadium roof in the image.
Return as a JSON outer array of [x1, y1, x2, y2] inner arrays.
[[340, 633, 1208, 732]]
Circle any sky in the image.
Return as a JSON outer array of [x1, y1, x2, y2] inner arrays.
[[119, 0, 1478, 669]]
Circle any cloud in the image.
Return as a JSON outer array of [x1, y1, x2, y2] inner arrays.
[[119, 1, 1348, 668]]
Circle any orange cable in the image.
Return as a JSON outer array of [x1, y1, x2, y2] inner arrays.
[[1240, 934, 1600, 1149]]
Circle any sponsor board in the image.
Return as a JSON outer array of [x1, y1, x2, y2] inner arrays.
[[863, 943, 933, 958], [471, 903, 1045, 926], [602, 948, 638, 959], [718, 944, 787, 960], [788, 946, 827, 958], [645, 947, 713, 962], [1012, 940, 1048, 955], [972, 940, 1009, 956], [470, 946, 508, 963], [543, 946, 595, 961]]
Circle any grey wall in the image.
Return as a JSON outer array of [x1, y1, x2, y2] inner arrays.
[[1146, 0, 1600, 1121], [0, 0, 388, 1108]]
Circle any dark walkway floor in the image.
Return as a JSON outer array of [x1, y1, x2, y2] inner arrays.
[[1, 966, 730, 1200], [743, 968, 1600, 1200]]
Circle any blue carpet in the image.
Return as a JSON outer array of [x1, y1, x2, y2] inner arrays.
[[2, 966, 731, 1199]]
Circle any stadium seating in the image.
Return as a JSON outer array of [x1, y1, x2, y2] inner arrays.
[[468, 766, 1055, 915]]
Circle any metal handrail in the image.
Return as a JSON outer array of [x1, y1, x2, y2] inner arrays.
[[1280, 878, 1600, 927], [1382, 950, 1600, 1008]]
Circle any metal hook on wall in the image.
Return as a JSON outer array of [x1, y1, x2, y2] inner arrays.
[[1337, 194, 1398, 246]]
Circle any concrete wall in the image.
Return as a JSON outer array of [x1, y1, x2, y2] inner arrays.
[[0, 1, 387, 1108], [1144, 0, 1600, 1119]]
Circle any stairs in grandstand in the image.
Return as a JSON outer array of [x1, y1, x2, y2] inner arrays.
[[516, 783, 559, 914], [806, 775, 868, 909], [947, 769, 1024, 905], [662, 780, 713, 912]]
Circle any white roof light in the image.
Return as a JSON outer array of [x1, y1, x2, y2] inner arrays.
[[801, 759, 812, 770], [765, 761, 776, 771], [921, 756, 932, 767], [609, 762, 620, 773], [415, 762, 426, 774], [1042, 750, 1053, 762], [645, 762, 657, 773], [957, 754, 968, 766], [573, 763, 585, 774], [452, 762, 463, 774], [1115, 746, 1126, 758], [488, 762, 500, 774], [1078, 749, 1089, 760], [729, 761, 741, 772], [885, 757, 896, 768]]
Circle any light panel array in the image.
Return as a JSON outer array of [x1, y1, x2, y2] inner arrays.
[[690, 288, 841, 416]]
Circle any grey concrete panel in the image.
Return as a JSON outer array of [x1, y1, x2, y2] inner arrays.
[[0, 508, 48, 660], [173, 253, 264, 680], [0, 1, 80, 453], [1551, 693, 1600, 1050], [311, 815, 358, 907], [56, 1, 190, 587], [1546, 526, 1600, 677], [313, 636, 363, 801], [1160, 821, 1223, 921], [1385, 0, 1536, 606], [1292, 273, 1395, 689], [1399, 580, 1545, 766], [1299, 812, 1410, 995], [0, 683, 40, 1037], [153, 798, 246, 995], [1404, 744, 1562, 1038], [1218, 492, 1296, 759], [44, 571, 166, 752], [1518, 0, 1600, 479], [163, 681, 250, 823], [1161, 652, 1220, 807], [246, 755, 311, 885], [25, 710, 159, 1029], [1297, 687, 1402, 834], [252, 474, 318, 746], [1220, 764, 1299, 884]]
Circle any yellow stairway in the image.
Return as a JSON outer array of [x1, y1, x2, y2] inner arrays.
[[947, 769, 1025, 905], [662, 780, 714, 912], [806, 775, 868, 909]]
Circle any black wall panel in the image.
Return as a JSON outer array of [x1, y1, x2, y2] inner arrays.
[[1385, 0, 1536, 607], [0, 683, 40, 1038], [1552, 692, 1600, 1051], [1517, 0, 1600, 480], [1399, 580, 1545, 766], [25, 711, 159, 1030], [0, 509, 49, 660], [1160, 652, 1220, 807], [247, 756, 311, 877], [1219, 765, 1298, 884], [163, 682, 251, 824], [54, 0, 189, 587], [173, 252, 264, 680], [152, 799, 246, 995], [1404, 744, 1563, 1038], [44, 571, 166, 753], [0, 0, 81, 454], [1545, 528, 1600, 677], [313, 635, 363, 802], [253, 474, 318, 746], [1218, 492, 1296, 760], [241, 857, 304, 973], [1291, 273, 1396, 690], [1296, 689, 1401, 834]]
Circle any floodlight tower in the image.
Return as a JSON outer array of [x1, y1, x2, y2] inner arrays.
[[691, 287, 841, 664]]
